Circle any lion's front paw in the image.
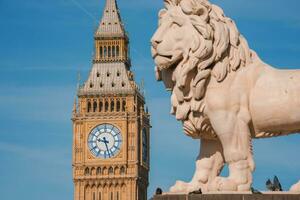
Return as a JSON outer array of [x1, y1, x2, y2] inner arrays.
[[209, 177, 238, 191], [170, 180, 199, 194]]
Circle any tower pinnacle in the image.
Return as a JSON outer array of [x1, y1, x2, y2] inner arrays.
[[78, 0, 133, 96], [95, 0, 126, 38], [92, 0, 130, 64]]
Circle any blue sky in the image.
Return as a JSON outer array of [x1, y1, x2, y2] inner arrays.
[[0, 0, 300, 199]]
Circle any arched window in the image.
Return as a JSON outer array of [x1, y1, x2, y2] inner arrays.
[[104, 46, 107, 57], [122, 100, 126, 112], [87, 102, 92, 113], [93, 101, 97, 112], [99, 101, 103, 112], [85, 168, 90, 176], [105, 101, 109, 112], [108, 46, 111, 57], [100, 47, 103, 58], [120, 166, 125, 175], [108, 167, 113, 175], [111, 101, 115, 112], [96, 167, 101, 175], [116, 100, 121, 112], [116, 46, 120, 57], [112, 46, 115, 57]]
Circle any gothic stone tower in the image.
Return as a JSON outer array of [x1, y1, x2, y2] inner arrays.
[[72, 0, 150, 199]]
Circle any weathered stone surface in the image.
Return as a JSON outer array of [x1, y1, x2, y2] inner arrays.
[[152, 194, 300, 200], [151, 0, 300, 193]]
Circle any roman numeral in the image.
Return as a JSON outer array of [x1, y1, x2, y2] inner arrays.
[[109, 150, 114, 157], [96, 150, 101, 157], [104, 150, 111, 158], [92, 146, 97, 150], [113, 145, 120, 150]]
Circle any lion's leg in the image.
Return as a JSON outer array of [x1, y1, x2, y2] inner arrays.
[[170, 138, 224, 193], [208, 112, 255, 191]]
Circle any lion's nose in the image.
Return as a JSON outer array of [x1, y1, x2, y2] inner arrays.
[[151, 39, 161, 49], [151, 31, 163, 48]]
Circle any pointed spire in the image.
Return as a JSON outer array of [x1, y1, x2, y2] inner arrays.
[[77, 71, 81, 90], [95, 0, 126, 38]]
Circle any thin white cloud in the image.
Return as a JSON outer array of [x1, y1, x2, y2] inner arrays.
[[0, 141, 70, 167], [0, 86, 75, 123]]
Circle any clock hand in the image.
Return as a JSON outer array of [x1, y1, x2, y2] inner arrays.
[[104, 142, 110, 157], [98, 138, 105, 143], [98, 137, 109, 144], [103, 137, 109, 144], [102, 137, 111, 157]]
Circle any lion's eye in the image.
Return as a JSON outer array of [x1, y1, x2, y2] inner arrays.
[[172, 22, 181, 28], [172, 23, 180, 28], [171, 15, 184, 27]]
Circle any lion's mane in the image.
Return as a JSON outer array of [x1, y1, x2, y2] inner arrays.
[[162, 0, 254, 138]]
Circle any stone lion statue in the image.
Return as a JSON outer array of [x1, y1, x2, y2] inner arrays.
[[151, 0, 300, 193]]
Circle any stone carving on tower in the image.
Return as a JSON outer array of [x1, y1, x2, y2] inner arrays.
[[151, 0, 300, 194], [72, 0, 150, 199]]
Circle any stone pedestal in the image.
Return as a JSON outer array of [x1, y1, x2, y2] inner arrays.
[[152, 194, 300, 200]]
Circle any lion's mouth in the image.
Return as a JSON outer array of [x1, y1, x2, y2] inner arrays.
[[154, 52, 183, 70]]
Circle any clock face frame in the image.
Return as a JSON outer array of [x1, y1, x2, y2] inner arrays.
[[88, 123, 122, 159], [142, 128, 148, 164]]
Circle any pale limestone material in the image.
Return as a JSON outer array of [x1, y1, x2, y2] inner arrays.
[[151, 0, 300, 193], [290, 181, 300, 192], [72, 0, 149, 199]]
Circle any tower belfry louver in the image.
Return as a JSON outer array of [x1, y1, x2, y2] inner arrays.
[[78, 0, 132, 96], [93, 0, 130, 65]]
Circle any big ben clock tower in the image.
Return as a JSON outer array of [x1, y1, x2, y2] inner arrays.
[[72, 0, 150, 200]]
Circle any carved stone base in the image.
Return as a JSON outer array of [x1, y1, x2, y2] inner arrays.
[[152, 194, 300, 200]]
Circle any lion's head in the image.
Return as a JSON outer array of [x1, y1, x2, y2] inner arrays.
[[151, 0, 253, 139]]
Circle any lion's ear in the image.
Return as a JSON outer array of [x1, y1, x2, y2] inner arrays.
[[164, 0, 181, 8], [158, 9, 167, 19]]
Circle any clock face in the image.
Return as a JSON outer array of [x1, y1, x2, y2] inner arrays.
[[88, 124, 122, 159], [142, 128, 148, 164]]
